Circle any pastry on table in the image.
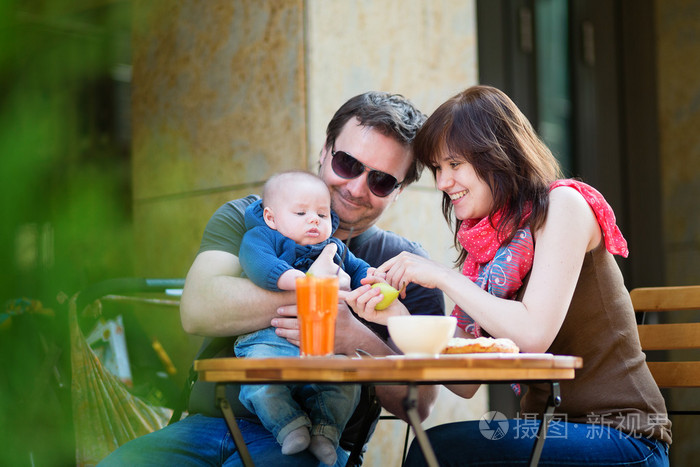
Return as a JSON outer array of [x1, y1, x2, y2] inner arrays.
[[442, 336, 520, 354]]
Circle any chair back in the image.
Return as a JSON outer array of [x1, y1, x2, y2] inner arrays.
[[631, 285, 700, 389]]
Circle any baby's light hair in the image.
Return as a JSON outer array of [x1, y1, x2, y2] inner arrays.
[[262, 170, 329, 207]]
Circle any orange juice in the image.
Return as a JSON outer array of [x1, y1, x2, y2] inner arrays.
[[296, 275, 338, 356]]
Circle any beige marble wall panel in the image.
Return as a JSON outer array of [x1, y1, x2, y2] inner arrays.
[[377, 186, 456, 268], [656, 0, 700, 286], [305, 0, 478, 181], [132, 0, 306, 202], [304, 0, 476, 321]]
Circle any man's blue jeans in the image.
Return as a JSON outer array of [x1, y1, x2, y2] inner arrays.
[[403, 419, 669, 466], [97, 413, 350, 466]]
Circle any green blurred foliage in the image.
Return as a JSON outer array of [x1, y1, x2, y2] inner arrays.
[[1, 1, 135, 464], [1, 0, 134, 301]]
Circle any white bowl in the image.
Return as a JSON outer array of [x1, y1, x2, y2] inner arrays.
[[387, 315, 457, 357]]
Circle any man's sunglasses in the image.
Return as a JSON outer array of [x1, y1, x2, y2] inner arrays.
[[330, 148, 403, 197]]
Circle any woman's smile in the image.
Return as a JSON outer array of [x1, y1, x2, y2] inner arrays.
[[449, 190, 468, 201], [436, 158, 493, 219]]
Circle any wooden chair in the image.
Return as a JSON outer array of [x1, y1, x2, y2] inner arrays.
[[631, 285, 700, 415]]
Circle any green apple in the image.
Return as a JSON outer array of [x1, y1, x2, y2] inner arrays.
[[371, 283, 400, 310]]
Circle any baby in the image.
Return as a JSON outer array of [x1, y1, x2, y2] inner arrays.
[[236, 170, 372, 465]]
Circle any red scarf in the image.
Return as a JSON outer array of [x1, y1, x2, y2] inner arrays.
[[458, 179, 628, 284], [456, 209, 530, 282]]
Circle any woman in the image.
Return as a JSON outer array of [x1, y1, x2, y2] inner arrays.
[[348, 86, 670, 465]]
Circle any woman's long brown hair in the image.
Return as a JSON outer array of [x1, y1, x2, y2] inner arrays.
[[414, 85, 563, 268]]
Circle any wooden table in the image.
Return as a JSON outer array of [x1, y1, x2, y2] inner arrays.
[[196, 353, 582, 467]]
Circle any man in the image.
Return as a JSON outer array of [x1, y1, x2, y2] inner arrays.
[[100, 92, 445, 466]]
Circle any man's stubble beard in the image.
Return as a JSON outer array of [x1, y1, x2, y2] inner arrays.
[[330, 188, 383, 234]]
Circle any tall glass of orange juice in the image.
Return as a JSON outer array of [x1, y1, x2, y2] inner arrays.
[[295, 275, 338, 356]]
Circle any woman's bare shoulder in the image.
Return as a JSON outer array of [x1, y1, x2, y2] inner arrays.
[[546, 185, 601, 250], [549, 184, 588, 205]]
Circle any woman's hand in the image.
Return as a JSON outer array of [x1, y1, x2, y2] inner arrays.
[[340, 284, 409, 325], [377, 251, 454, 297]]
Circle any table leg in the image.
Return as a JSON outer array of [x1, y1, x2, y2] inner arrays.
[[216, 383, 255, 467], [403, 384, 439, 467], [527, 381, 561, 467]]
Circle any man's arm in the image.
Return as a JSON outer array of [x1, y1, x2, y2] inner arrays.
[[180, 250, 295, 337], [181, 196, 297, 337]]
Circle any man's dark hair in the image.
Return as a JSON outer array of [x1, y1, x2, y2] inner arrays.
[[324, 92, 427, 186]]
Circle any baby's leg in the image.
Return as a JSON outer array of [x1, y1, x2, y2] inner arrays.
[[297, 383, 362, 465], [235, 329, 312, 453]]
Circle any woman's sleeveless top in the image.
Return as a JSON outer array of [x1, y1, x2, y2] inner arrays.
[[519, 243, 672, 444]]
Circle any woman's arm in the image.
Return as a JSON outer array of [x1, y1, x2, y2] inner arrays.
[[470, 186, 601, 351], [505, 186, 602, 350], [378, 186, 602, 353]]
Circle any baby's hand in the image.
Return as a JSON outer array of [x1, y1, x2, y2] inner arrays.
[[307, 243, 339, 277]]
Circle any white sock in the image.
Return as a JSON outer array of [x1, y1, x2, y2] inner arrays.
[[309, 435, 337, 466], [281, 426, 310, 455]]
